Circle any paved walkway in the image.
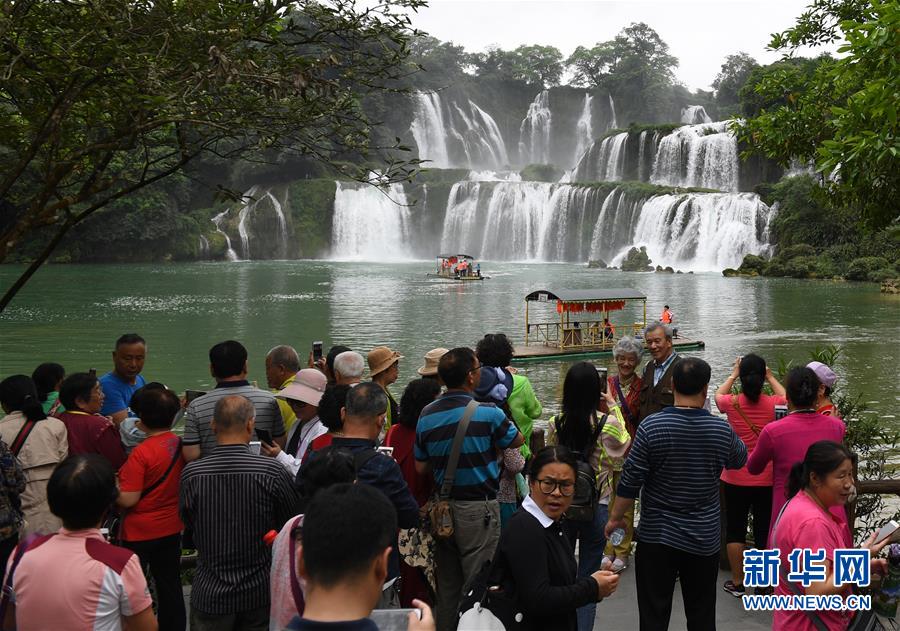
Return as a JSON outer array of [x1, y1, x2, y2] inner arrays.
[[593, 566, 772, 630]]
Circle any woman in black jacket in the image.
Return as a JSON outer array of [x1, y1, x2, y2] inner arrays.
[[495, 446, 620, 631]]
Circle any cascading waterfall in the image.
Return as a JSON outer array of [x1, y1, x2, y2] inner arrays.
[[574, 132, 629, 181], [608, 94, 618, 130], [331, 181, 413, 260], [572, 94, 593, 167], [519, 90, 553, 165], [211, 210, 239, 261], [651, 121, 739, 191], [681, 105, 713, 124], [198, 235, 210, 259], [235, 185, 257, 260], [410, 92, 450, 167]]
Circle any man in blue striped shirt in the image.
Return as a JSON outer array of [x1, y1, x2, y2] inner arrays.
[[415, 347, 523, 631], [606, 357, 746, 631]]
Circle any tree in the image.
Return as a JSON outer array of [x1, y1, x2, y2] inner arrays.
[[0, 0, 424, 311], [509, 45, 564, 88], [408, 35, 472, 84], [712, 52, 759, 106], [736, 0, 899, 229], [469, 46, 520, 82]]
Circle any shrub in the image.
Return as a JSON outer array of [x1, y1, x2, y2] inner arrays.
[[784, 256, 815, 278], [621, 246, 653, 272], [846, 257, 890, 281], [737, 253, 767, 274], [763, 259, 787, 277], [869, 268, 896, 283], [520, 164, 563, 182], [778, 243, 816, 260]]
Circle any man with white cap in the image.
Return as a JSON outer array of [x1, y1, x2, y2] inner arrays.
[[262, 369, 328, 476], [417, 348, 449, 385], [368, 346, 404, 429], [807, 360, 839, 418]]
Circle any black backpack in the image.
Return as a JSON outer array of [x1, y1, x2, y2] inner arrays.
[[557, 414, 607, 522]]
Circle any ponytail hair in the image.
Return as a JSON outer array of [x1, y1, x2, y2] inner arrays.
[[31, 363, 65, 403], [738, 354, 766, 402], [785, 367, 820, 409], [0, 375, 48, 422], [786, 440, 852, 499]]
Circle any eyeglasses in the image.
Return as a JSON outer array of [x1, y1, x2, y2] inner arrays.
[[536, 478, 575, 497], [468, 363, 482, 374]]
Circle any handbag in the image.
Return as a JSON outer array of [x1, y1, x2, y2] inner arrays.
[[426, 400, 479, 540], [457, 546, 525, 631]]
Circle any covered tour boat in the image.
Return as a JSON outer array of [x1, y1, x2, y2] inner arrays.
[[512, 287, 705, 362], [426, 254, 488, 281]]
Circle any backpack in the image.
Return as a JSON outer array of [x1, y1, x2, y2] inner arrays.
[[555, 414, 607, 522]]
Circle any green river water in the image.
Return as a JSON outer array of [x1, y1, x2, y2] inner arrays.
[[1, 261, 898, 426]]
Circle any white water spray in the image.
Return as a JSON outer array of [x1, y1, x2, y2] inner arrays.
[[331, 182, 413, 260]]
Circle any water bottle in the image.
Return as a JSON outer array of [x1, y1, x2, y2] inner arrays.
[[874, 544, 900, 618], [609, 528, 626, 547]]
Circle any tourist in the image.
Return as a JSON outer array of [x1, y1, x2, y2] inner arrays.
[[771, 441, 889, 631], [333, 350, 365, 386], [266, 345, 302, 431], [264, 369, 327, 476], [269, 446, 359, 630], [320, 345, 351, 384], [57, 372, 127, 469], [386, 378, 441, 606], [547, 361, 630, 631], [287, 483, 434, 631], [368, 345, 404, 427], [315, 382, 419, 606], [473, 333, 514, 407], [116, 386, 186, 631], [492, 446, 620, 631], [99, 333, 148, 425], [414, 348, 523, 631], [605, 357, 747, 631], [601, 337, 644, 570], [637, 321, 680, 425], [119, 382, 168, 453], [807, 360, 840, 418], [182, 340, 286, 461], [0, 438, 26, 571], [416, 347, 449, 383], [498, 446, 525, 529], [506, 366, 542, 460], [0, 375, 68, 535], [603, 317, 615, 341], [304, 384, 352, 460], [746, 366, 847, 537], [4, 454, 156, 631], [180, 395, 301, 631], [31, 362, 65, 416], [714, 354, 786, 597]]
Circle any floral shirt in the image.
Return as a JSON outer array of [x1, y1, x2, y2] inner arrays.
[[0, 439, 27, 540]]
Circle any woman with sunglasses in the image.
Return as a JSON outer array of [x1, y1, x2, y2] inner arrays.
[[491, 446, 620, 631]]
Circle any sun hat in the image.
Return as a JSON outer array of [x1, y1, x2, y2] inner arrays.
[[367, 346, 404, 377], [417, 347, 449, 377], [276, 369, 327, 406], [807, 361, 838, 388]]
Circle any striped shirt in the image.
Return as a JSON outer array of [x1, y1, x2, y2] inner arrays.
[[183, 381, 285, 457], [180, 444, 301, 614], [414, 391, 518, 500], [617, 406, 746, 555]]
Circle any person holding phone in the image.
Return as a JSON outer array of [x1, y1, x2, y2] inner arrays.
[[263, 369, 328, 476]]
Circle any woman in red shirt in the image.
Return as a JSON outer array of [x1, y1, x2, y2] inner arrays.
[[117, 387, 185, 631], [57, 373, 127, 469]]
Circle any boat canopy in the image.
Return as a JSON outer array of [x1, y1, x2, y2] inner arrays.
[[437, 253, 475, 260], [525, 288, 646, 303]]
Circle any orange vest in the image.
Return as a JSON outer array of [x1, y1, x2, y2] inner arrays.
[[661, 310, 672, 324]]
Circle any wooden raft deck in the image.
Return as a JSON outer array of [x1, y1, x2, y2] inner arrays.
[[512, 337, 705, 363]]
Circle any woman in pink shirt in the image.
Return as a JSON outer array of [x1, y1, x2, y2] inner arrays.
[[714, 354, 786, 597], [747, 367, 846, 542], [771, 441, 888, 631]]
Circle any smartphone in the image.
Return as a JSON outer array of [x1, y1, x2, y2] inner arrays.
[[612, 565, 627, 575], [376, 446, 394, 458], [88, 367, 97, 378], [256, 428, 273, 445], [249, 441, 261, 455], [369, 608, 421, 630], [775, 405, 789, 420], [875, 520, 900, 544], [185, 389, 206, 403], [596, 366, 608, 393], [312, 341, 324, 362]]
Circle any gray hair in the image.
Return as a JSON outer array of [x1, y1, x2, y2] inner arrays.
[[213, 395, 255, 432], [266, 345, 300, 372], [345, 382, 388, 418], [613, 336, 643, 361], [333, 351, 365, 379], [645, 321, 673, 341]]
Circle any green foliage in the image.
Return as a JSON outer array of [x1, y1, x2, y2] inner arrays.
[[845, 256, 891, 281], [286, 180, 337, 258], [468, 45, 564, 88], [520, 164, 563, 182], [408, 35, 472, 87], [768, 175, 854, 250], [620, 246, 653, 272], [737, 254, 767, 275], [713, 52, 760, 107]]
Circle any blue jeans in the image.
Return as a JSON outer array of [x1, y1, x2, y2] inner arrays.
[[562, 503, 608, 631]]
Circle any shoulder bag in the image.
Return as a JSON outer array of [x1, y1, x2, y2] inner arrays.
[[427, 400, 480, 540], [731, 394, 762, 436]]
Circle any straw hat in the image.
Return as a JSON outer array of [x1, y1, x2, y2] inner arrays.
[[368, 346, 404, 376], [417, 347, 449, 377], [275, 369, 327, 406]]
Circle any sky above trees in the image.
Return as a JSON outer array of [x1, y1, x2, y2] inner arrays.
[[406, 0, 839, 90]]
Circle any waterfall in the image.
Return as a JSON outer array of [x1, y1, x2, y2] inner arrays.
[[651, 121, 739, 191], [608, 94, 618, 130], [410, 92, 450, 167], [446, 100, 509, 169], [681, 105, 713, 124], [234, 185, 258, 260], [331, 181, 413, 260], [211, 210, 239, 261], [198, 235, 210, 259], [572, 94, 594, 167], [266, 190, 289, 259], [574, 132, 629, 181], [519, 90, 552, 165]]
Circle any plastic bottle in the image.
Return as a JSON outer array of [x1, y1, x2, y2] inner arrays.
[[874, 544, 900, 618], [609, 528, 626, 547]]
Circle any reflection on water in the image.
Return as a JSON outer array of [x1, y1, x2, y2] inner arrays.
[[1, 262, 898, 425]]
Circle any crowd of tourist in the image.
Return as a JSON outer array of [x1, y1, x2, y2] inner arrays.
[[0, 324, 886, 631]]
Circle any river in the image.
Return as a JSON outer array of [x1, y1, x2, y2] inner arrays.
[[1, 261, 897, 427]]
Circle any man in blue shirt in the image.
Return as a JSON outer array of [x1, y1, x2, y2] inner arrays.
[[415, 347, 523, 631], [99, 333, 147, 425], [606, 357, 746, 631]]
